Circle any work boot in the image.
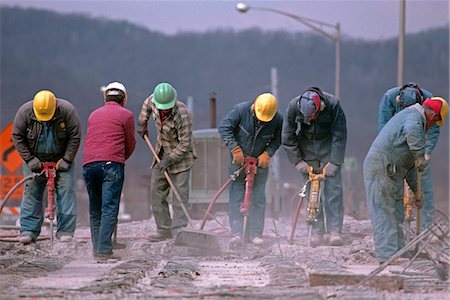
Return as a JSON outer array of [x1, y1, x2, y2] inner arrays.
[[147, 231, 173, 242], [251, 237, 264, 246], [96, 253, 121, 264], [59, 235, 73, 242], [329, 232, 343, 246], [19, 235, 33, 245], [309, 234, 323, 247]]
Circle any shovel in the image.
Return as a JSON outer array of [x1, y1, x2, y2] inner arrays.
[[144, 135, 220, 251]]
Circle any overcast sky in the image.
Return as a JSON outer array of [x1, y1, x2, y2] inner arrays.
[[1, 0, 449, 40]]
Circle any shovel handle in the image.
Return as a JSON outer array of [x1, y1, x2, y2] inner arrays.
[[144, 135, 193, 226]]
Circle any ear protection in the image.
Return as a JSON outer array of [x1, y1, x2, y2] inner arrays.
[[395, 82, 424, 108], [297, 87, 326, 114]]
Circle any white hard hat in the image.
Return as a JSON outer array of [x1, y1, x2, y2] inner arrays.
[[104, 82, 127, 104]]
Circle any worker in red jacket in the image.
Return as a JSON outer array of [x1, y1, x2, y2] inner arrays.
[[83, 82, 136, 263]]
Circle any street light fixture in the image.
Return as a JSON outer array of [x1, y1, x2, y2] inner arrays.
[[236, 2, 341, 99]]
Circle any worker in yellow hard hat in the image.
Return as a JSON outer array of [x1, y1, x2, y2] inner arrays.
[[12, 90, 81, 244], [218, 93, 283, 246], [364, 96, 448, 264]]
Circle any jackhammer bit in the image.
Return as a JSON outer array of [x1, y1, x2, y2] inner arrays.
[[403, 181, 414, 243], [43, 162, 57, 245], [306, 166, 325, 247], [240, 157, 257, 245]]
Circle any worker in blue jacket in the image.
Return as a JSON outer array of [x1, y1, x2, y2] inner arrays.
[[218, 93, 282, 246], [378, 82, 439, 229], [282, 87, 347, 247], [365, 97, 448, 264]]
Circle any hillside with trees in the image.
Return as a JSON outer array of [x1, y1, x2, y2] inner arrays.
[[1, 6, 448, 220]]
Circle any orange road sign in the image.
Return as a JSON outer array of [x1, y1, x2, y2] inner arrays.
[[0, 174, 24, 200], [0, 123, 23, 173]]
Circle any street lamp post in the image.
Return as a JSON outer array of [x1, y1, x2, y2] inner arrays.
[[236, 2, 341, 99]]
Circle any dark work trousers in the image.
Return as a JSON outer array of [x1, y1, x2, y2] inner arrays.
[[150, 167, 190, 235]]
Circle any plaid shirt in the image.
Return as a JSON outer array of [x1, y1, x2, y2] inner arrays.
[[138, 96, 196, 173]]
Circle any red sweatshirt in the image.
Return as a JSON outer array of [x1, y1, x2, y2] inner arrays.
[[83, 101, 136, 166]]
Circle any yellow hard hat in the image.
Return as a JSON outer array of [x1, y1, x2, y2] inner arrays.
[[33, 90, 56, 121], [254, 93, 278, 122]]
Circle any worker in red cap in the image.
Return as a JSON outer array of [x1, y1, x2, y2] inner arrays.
[[364, 97, 448, 264]]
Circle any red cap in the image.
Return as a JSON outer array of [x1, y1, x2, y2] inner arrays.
[[423, 98, 442, 115]]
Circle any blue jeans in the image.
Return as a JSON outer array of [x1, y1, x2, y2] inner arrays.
[[228, 163, 268, 239], [83, 162, 124, 255], [20, 162, 77, 240]]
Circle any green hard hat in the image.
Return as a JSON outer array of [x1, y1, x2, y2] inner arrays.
[[153, 82, 177, 110]]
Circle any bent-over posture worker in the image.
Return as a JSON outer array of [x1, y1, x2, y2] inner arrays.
[[378, 82, 439, 229], [137, 82, 196, 242], [364, 97, 448, 264], [83, 82, 136, 263], [282, 87, 347, 247], [218, 93, 282, 245], [12, 90, 81, 244]]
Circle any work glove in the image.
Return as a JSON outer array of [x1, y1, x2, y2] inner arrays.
[[138, 129, 148, 140], [28, 157, 43, 173], [415, 192, 423, 209], [56, 158, 72, 172], [324, 162, 339, 177], [416, 155, 430, 173], [257, 151, 270, 169], [231, 146, 244, 166], [295, 160, 309, 175], [157, 157, 172, 173]]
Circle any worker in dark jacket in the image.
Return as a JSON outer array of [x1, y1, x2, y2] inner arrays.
[[218, 93, 282, 245], [83, 82, 136, 263], [12, 90, 81, 244], [378, 82, 438, 230], [282, 87, 347, 247]]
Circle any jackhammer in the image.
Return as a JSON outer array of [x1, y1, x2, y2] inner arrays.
[[0, 163, 57, 244], [43, 162, 57, 245], [403, 180, 415, 243], [240, 156, 258, 245], [289, 165, 326, 246]]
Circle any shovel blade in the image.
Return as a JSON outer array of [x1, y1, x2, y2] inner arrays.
[[173, 229, 221, 251]]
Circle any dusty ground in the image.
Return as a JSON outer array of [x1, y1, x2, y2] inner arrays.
[[0, 214, 448, 299]]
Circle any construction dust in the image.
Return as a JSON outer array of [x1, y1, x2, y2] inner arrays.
[[0, 215, 448, 299]]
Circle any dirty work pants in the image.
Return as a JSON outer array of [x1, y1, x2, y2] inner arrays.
[[83, 161, 124, 255], [228, 163, 268, 239], [150, 167, 190, 236], [301, 161, 344, 235], [363, 155, 405, 263], [20, 163, 77, 241], [420, 163, 434, 229]]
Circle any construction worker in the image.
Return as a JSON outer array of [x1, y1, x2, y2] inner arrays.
[[218, 93, 282, 245], [364, 97, 448, 264], [282, 87, 347, 247], [12, 90, 81, 244], [137, 82, 196, 242], [378, 82, 438, 229], [82, 82, 135, 263]]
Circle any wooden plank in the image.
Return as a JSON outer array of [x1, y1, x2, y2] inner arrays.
[[309, 273, 404, 291]]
